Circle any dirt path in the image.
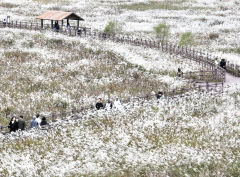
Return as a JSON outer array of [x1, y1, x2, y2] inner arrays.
[[224, 73, 240, 86]]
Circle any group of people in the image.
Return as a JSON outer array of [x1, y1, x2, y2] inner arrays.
[[8, 114, 48, 132], [95, 98, 124, 112]]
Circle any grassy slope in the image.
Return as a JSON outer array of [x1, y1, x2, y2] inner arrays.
[[0, 0, 239, 176], [0, 88, 240, 176], [0, 27, 201, 123]]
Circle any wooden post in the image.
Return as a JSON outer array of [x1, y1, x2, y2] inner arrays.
[[77, 20, 79, 29], [51, 20, 53, 29], [206, 82, 209, 92], [41, 19, 43, 28]]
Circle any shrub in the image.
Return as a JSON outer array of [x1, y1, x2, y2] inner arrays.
[[119, 1, 187, 11], [0, 3, 18, 8], [236, 48, 240, 54], [154, 22, 170, 41], [210, 20, 224, 26], [104, 21, 122, 36], [0, 39, 15, 48], [209, 33, 219, 40], [179, 32, 195, 46]]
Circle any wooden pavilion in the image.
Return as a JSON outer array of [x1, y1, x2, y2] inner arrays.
[[37, 11, 84, 29]]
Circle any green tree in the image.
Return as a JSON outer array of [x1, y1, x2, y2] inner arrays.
[[104, 21, 122, 35], [154, 22, 170, 41], [179, 32, 195, 46]]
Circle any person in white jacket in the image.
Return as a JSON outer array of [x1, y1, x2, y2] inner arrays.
[[35, 114, 41, 128], [105, 100, 112, 111], [113, 98, 124, 112]]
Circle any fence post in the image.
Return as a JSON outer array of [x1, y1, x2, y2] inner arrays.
[[214, 68, 217, 81], [200, 70, 203, 80], [206, 82, 209, 92]]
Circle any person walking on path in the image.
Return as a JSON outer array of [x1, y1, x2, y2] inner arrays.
[[220, 59, 226, 70], [96, 98, 104, 110], [40, 116, 48, 126], [30, 117, 38, 128], [156, 91, 163, 99], [35, 114, 41, 128], [105, 100, 113, 111], [113, 98, 124, 112], [177, 68, 183, 77], [2, 19, 6, 27], [8, 117, 19, 132], [18, 115, 26, 131]]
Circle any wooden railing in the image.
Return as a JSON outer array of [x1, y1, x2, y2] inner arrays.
[[0, 80, 223, 134], [0, 20, 233, 80], [181, 69, 225, 82]]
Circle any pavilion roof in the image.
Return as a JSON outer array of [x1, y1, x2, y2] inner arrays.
[[37, 11, 84, 21]]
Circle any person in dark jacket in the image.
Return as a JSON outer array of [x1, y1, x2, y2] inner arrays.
[[156, 91, 163, 99], [220, 59, 226, 69], [96, 98, 104, 110], [40, 116, 48, 126], [54, 21, 59, 32], [18, 115, 26, 131], [177, 68, 183, 77], [8, 117, 19, 132]]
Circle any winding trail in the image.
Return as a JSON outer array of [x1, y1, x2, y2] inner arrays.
[[224, 73, 240, 86]]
